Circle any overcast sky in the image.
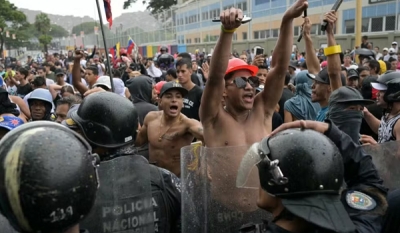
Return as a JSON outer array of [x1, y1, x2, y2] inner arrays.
[[8, 0, 148, 21]]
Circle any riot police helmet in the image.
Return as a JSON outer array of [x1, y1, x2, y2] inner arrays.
[[70, 92, 139, 148], [384, 78, 400, 103], [0, 121, 99, 233], [256, 129, 355, 232]]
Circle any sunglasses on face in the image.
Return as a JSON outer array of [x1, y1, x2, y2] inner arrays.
[[226, 76, 260, 88]]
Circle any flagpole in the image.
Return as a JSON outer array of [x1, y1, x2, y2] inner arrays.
[[95, 0, 114, 91]]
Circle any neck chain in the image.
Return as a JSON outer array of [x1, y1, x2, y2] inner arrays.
[[158, 113, 182, 142]]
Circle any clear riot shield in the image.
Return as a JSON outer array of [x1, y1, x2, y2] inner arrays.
[[181, 144, 271, 233], [80, 155, 154, 233], [362, 141, 400, 190]]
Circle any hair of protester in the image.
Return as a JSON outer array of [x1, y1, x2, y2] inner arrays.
[[18, 67, 29, 80], [375, 46, 380, 50], [167, 68, 177, 79], [60, 86, 75, 96], [37, 67, 45, 72], [86, 65, 99, 76], [258, 65, 269, 71], [362, 35, 368, 40], [54, 61, 62, 67], [56, 95, 82, 107], [178, 52, 191, 60], [113, 69, 121, 78], [388, 57, 397, 63], [0, 92, 19, 116], [176, 58, 192, 70], [357, 66, 370, 74], [285, 72, 291, 86], [384, 61, 392, 71], [32, 76, 46, 88], [368, 60, 380, 74]]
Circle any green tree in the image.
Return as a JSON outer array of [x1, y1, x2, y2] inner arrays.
[[34, 13, 51, 52], [71, 22, 111, 36], [123, 0, 177, 15], [49, 24, 69, 38], [0, 0, 32, 57]]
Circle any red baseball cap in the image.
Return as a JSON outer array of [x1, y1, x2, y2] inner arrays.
[[225, 58, 258, 76], [155, 81, 167, 95]]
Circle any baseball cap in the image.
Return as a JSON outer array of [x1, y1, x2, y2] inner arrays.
[[55, 69, 65, 76], [383, 48, 389, 52], [93, 76, 112, 90], [159, 81, 188, 98], [347, 69, 359, 79], [288, 61, 297, 70], [371, 82, 388, 91], [392, 41, 398, 45], [225, 58, 258, 76], [329, 86, 374, 106], [307, 68, 346, 85], [282, 194, 355, 233], [155, 81, 167, 95], [0, 116, 24, 131]]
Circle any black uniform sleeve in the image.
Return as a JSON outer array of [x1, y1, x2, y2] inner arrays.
[[324, 120, 386, 193]]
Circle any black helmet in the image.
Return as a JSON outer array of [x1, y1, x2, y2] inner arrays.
[[71, 92, 139, 148], [256, 129, 354, 232], [0, 121, 99, 233], [257, 129, 343, 196], [384, 79, 400, 103], [160, 46, 168, 52]]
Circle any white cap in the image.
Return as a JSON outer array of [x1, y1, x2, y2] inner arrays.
[[371, 82, 388, 91], [392, 41, 398, 45], [383, 47, 389, 52], [389, 48, 396, 53], [113, 78, 125, 96], [93, 76, 112, 90]]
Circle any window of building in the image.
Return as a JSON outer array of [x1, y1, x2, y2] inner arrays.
[[195, 38, 200, 43], [311, 24, 318, 35], [254, 31, 260, 40], [345, 20, 354, 34], [272, 29, 279, 37], [237, 2, 247, 11], [371, 17, 383, 32], [255, 0, 269, 5], [242, 32, 247, 40], [362, 18, 369, 32], [233, 33, 238, 41], [294, 26, 300, 36], [260, 30, 266, 38], [386, 15, 396, 31]]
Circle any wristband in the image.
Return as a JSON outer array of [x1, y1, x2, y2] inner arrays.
[[324, 45, 342, 56], [221, 25, 236, 33]]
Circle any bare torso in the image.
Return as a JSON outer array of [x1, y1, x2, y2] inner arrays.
[[204, 107, 271, 147], [147, 112, 194, 176]]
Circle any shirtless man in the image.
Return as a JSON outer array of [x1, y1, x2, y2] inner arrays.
[[201, 2, 308, 147], [136, 81, 203, 176]]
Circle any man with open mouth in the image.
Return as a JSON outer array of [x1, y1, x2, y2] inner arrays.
[[135, 81, 204, 176]]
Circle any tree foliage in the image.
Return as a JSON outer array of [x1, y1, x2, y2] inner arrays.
[[71, 22, 111, 36], [34, 13, 52, 52], [123, 0, 177, 15], [0, 0, 32, 56], [49, 24, 69, 38]]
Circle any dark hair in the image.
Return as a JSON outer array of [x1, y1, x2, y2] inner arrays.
[[178, 52, 191, 60], [388, 57, 397, 63], [176, 58, 192, 70], [86, 65, 99, 76], [167, 68, 177, 79], [385, 61, 392, 71], [362, 35, 368, 40], [42, 62, 51, 67], [60, 86, 75, 96], [257, 65, 268, 71], [368, 60, 380, 74], [375, 46, 380, 50], [112, 69, 121, 78], [18, 68, 29, 80], [357, 66, 370, 73], [32, 76, 46, 88], [284, 72, 291, 86], [341, 66, 347, 71], [0, 92, 19, 116], [54, 61, 62, 67], [56, 95, 82, 107], [37, 67, 45, 72]]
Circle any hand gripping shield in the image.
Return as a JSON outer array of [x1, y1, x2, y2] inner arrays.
[[181, 143, 271, 233], [80, 155, 154, 233]]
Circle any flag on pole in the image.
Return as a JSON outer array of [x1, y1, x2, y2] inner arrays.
[[127, 37, 136, 55], [110, 47, 116, 61], [103, 0, 113, 29], [116, 42, 120, 58]]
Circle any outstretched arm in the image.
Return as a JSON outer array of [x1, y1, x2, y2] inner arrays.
[[258, 0, 308, 116], [72, 50, 89, 95], [325, 11, 342, 92], [303, 17, 320, 75], [199, 8, 243, 125]]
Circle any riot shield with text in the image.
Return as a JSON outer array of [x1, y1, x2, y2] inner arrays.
[[181, 145, 271, 233], [80, 155, 154, 233], [362, 141, 400, 190]]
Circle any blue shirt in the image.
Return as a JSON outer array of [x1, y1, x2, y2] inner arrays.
[[315, 106, 328, 122]]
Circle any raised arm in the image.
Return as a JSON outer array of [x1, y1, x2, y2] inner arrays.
[[72, 50, 89, 96], [199, 8, 243, 125], [258, 0, 308, 116], [303, 18, 320, 75], [324, 11, 342, 92]]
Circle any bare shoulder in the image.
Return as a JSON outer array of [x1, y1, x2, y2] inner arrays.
[[9, 95, 23, 102], [144, 111, 162, 123]]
